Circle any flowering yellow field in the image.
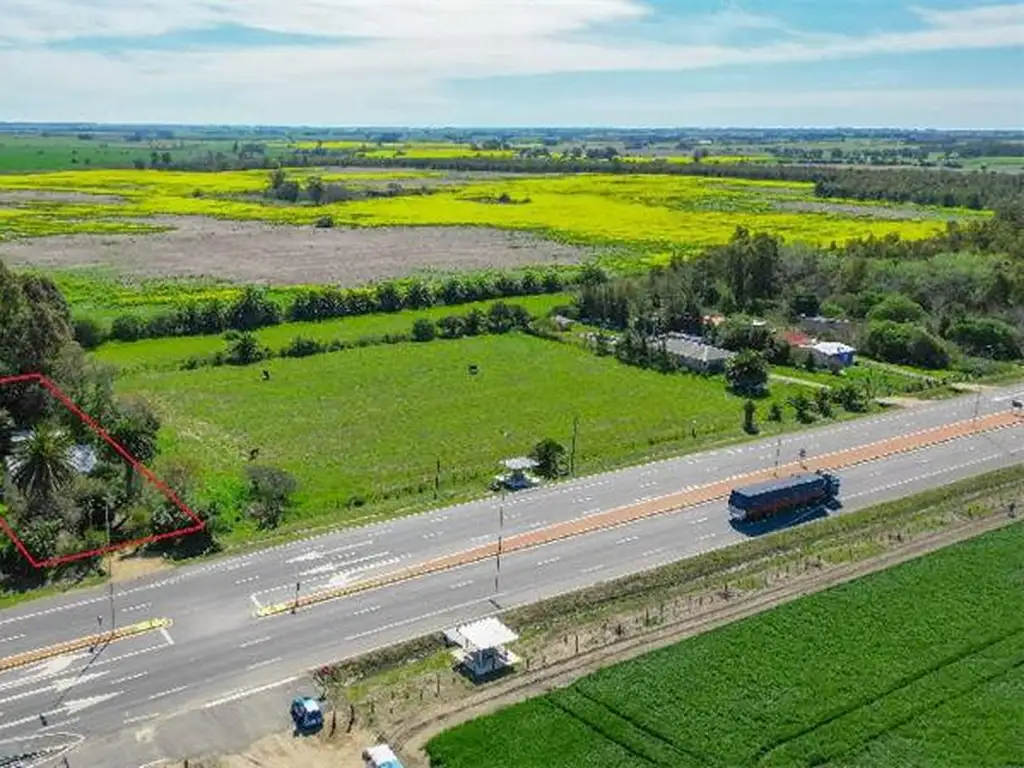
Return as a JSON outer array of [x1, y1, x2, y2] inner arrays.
[[0, 168, 951, 255]]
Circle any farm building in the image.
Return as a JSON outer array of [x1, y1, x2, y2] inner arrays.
[[803, 341, 857, 371], [661, 333, 735, 374]]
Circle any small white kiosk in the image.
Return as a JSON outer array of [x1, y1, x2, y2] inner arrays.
[[445, 617, 521, 680]]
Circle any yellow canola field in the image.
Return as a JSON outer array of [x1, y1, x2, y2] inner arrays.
[[0, 168, 950, 251]]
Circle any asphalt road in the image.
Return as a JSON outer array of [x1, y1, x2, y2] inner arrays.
[[1, 384, 1022, 766]]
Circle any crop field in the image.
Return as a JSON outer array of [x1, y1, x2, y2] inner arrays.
[[93, 293, 571, 372], [116, 334, 814, 535], [0, 170, 957, 276], [426, 521, 1024, 768]]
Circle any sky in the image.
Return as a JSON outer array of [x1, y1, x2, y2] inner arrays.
[[0, 0, 1022, 128]]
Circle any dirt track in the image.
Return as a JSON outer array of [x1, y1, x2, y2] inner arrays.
[[0, 217, 586, 285]]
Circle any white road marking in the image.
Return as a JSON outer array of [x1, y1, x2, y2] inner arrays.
[[298, 564, 336, 577], [239, 636, 271, 650], [202, 676, 301, 709], [159, 627, 175, 647], [234, 575, 260, 586], [0, 634, 25, 644], [641, 548, 665, 558], [245, 657, 283, 672], [250, 595, 263, 610], [695, 517, 709, 523], [124, 712, 159, 725], [353, 605, 381, 616], [448, 580, 474, 590], [146, 685, 187, 702], [536, 557, 561, 567], [581, 564, 605, 574], [110, 672, 148, 686], [344, 596, 500, 642], [615, 536, 639, 545], [121, 603, 151, 614]]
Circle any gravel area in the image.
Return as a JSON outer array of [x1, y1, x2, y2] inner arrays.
[[0, 216, 586, 284]]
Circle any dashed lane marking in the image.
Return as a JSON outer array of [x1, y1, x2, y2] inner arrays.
[[257, 410, 1021, 617]]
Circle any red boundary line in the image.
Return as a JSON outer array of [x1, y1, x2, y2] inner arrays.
[[0, 372, 205, 568]]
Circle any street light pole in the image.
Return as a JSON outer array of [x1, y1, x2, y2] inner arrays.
[[106, 497, 115, 637]]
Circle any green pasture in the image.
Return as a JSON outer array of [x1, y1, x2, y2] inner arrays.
[[93, 294, 571, 372], [117, 334, 818, 536], [427, 521, 1024, 768]]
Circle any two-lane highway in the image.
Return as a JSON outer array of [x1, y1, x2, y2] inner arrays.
[[0, 384, 1022, 766]]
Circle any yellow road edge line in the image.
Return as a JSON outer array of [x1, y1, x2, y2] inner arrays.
[[0, 618, 172, 674], [256, 412, 1022, 618]]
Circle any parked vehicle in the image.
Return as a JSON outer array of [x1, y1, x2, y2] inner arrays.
[[728, 471, 841, 523], [289, 696, 323, 732]]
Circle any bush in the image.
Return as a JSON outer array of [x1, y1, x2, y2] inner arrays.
[[226, 332, 268, 365], [72, 317, 106, 349], [314, 215, 334, 228], [245, 465, 297, 530], [867, 294, 927, 324], [946, 317, 1021, 360], [227, 287, 281, 331], [280, 336, 325, 358], [863, 321, 950, 369], [109, 313, 146, 342], [411, 318, 436, 342]]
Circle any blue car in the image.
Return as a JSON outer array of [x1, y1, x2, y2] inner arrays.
[[290, 696, 324, 732]]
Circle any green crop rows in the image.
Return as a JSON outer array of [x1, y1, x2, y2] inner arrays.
[[426, 522, 1024, 768]]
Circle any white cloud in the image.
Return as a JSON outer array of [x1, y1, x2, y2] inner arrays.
[[0, 1, 1022, 124]]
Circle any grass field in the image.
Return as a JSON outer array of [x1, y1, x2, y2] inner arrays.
[[0, 170, 957, 261], [116, 334, 817, 537], [426, 521, 1024, 768], [93, 294, 571, 372]]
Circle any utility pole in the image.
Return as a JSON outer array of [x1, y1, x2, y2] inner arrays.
[[774, 436, 782, 476], [494, 491, 505, 594], [106, 497, 115, 637], [292, 564, 301, 614], [434, 456, 441, 500], [569, 416, 579, 476]]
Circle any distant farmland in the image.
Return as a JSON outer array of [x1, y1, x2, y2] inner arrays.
[[426, 522, 1024, 768]]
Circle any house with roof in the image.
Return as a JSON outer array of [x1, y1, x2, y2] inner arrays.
[[803, 341, 857, 371], [660, 333, 735, 374]]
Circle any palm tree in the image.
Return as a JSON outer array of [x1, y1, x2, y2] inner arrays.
[[10, 422, 75, 505]]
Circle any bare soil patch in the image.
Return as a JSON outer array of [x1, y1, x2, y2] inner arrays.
[[107, 551, 172, 584], [775, 199, 946, 220], [0, 217, 586, 285], [0, 190, 124, 205]]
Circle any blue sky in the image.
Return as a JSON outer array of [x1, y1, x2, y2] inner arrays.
[[1, 0, 1022, 127]]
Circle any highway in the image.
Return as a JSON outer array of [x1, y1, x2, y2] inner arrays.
[[0, 384, 1022, 766]]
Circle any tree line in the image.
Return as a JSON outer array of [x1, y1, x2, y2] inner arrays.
[[77, 269, 580, 348], [273, 153, 1023, 210], [574, 205, 1024, 372]]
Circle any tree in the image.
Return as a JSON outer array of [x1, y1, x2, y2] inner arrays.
[[10, 422, 75, 510], [946, 317, 1021, 360], [742, 400, 758, 434], [105, 396, 161, 497], [814, 387, 833, 418], [867, 294, 927, 324], [788, 393, 814, 423], [306, 176, 325, 205], [530, 438, 567, 480], [0, 407, 13, 460], [725, 350, 769, 396], [245, 465, 297, 530], [227, 287, 280, 331], [226, 332, 266, 365], [768, 402, 784, 422], [832, 383, 868, 412], [411, 318, 436, 342]]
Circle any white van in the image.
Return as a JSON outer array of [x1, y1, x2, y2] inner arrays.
[[362, 743, 405, 768]]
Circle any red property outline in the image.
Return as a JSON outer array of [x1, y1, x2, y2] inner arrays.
[[0, 373, 204, 567]]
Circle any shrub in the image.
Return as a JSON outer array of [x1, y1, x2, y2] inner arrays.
[[72, 317, 106, 349], [109, 313, 146, 342], [280, 336, 325, 358], [314, 215, 334, 228], [411, 318, 436, 342]]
